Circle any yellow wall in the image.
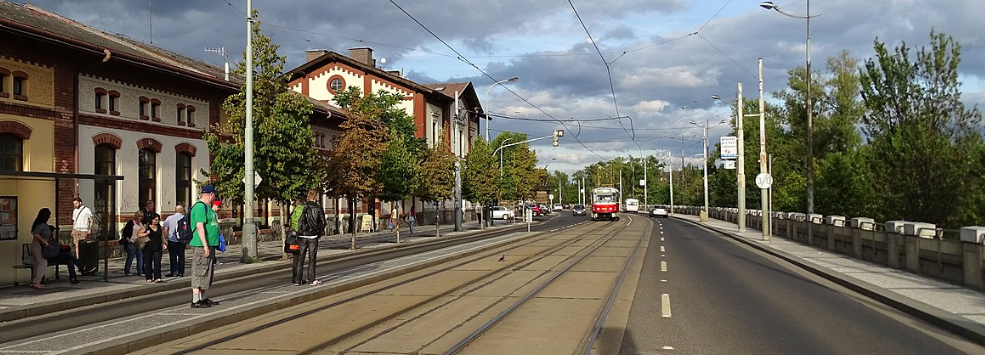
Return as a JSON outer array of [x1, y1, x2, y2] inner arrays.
[[0, 56, 55, 109], [0, 116, 55, 285]]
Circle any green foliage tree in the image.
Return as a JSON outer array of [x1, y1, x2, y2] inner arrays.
[[463, 139, 497, 225], [414, 138, 457, 233], [859, 31, 984, 226], [322, 87, 389, 246], [203, 11, 316, 240]]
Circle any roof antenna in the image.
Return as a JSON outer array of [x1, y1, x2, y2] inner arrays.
[[205, 47, 229, 81], [148, 0, 153, 43]]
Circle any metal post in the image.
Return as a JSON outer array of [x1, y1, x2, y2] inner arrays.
[[702, 120, 709, 222], [242, 0, 257, 262], [454, 161, 462, 232], [737, 83, 746, 232], [759, 58, 770, 241], [669, 152, 674, 214], [643, 155, 648, 209], [806, 0, 814, 217]]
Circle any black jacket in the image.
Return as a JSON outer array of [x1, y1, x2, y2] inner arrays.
[[299, 201, 326, 237]]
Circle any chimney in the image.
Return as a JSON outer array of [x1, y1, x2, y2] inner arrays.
[[387, 70, 401, 77], [306, 49, 329, 63], [349, 47, 375, 67]]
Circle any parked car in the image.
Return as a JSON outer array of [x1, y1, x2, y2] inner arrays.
[[649, 205, 669, 218], [563, 204, 571, 209], [553, 204, 563, 211], [523, 204, 544, 216], [572, 204, 586, 216], [491, 206, 515, 220], [538, 204, 549, 214]]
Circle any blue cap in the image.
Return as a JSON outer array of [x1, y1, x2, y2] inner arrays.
[[201, 185, 217, 194]]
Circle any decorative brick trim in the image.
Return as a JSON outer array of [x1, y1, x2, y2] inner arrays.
[[108, 90, 120, 98], [94, 87, 107, 95], [0, 120, 32, 139], [91, 133, 122, 149], [150, 98, 161, 105], [186, 105, 196, 127], [327, 75, 346, 95], [176, 103, 186, 109], [11, 70, 28, 79], [175, 143, 197, 157], [13, 94, 27, 101], [136, 137, 163, 153], [139, 96, 150, 120], [152, 116, 161, 122], [0, 67, 9, 75]]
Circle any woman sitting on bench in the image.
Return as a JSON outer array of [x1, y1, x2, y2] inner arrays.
[[30, 208, 91, 289]]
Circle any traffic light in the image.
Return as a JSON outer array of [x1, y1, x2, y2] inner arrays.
[[552, 129, 564, 147]]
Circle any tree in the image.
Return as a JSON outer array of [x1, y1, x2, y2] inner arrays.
[[414, 137, 456, 235], [859, 31, 984, 226], [322, 86, 390, 248], [463, 139, 497, 227], [203, 11, 316, 260]]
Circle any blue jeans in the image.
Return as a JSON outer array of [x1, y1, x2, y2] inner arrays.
[[409, 220, 415, 236], [124, 242, 144, 275]]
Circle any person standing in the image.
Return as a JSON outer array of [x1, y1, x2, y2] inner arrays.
[[70, 198, 93, 259], [122, 211, 144, 277], [389, 205, 399, 233], [28, 208, 52, 290], [142, 200, 159, 225], [293, 190, 326, 286], [139, 215, 166, 283], [189, 185, 220, 308], [162, 205, 185, 277], [408, 206, 416, 237]]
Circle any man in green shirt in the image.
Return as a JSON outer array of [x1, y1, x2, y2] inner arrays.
[[190, 185, 220, 308]]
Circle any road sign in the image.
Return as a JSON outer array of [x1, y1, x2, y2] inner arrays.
[[723, 161, 736, 170], [720, 136, 738, 159], [755, 173, 773, 189], [549, 194, 554, 200], [242, 172, 262, 188]]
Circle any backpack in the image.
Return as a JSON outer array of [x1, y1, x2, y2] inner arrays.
[[178, 202, 207, 244]]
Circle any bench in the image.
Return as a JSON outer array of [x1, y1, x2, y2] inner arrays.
[[12, 243, 60, 286]]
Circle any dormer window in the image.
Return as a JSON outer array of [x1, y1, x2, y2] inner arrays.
[[94, 88, 107, 113], [186, 106, 196, 127], [177, 104, 186, 126], [139, 97, 150, 120], [12, 71, 28, 101], [108, 91, 120, 115], [151, 99, 161, 122]]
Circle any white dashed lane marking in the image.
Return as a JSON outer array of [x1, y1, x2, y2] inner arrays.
[[660, 246, 665, 252], [661, 261, 667, 272], [662, 294, 672, 317]]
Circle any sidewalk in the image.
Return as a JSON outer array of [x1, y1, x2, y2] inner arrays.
[[0, 219, 513, 321], [674, 213, 985, 345]]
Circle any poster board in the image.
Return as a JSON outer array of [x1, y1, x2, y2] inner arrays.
[[360, 214, 373, 233], [0, 197, 17, 240]]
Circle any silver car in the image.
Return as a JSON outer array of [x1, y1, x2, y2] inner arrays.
[[491, 206, 515, 220], [649, 205, 669, 218]]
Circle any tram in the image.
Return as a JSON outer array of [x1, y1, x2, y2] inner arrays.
[[590, 187, 620, 221]]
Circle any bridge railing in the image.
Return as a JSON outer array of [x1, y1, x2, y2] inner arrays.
[[673, 206, 985, 291]]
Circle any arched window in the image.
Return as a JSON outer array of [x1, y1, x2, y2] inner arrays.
[[175, 152, 192, 206], [94, 144, 116, 241], [138, 148, 157, 206], [0, 133, 23, 171]]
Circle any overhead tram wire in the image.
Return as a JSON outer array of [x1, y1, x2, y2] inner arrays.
[[697, 33, 757, 79], [567, 0, 636, 147], [698, 0, 734, 32], [387, 0, 606, 161]]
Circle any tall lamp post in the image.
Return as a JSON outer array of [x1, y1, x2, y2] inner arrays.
[[484, 77, 519, 141], [713, 90, 746, 232], [242, 0, 258, 262], [761, 1, 815, 216], [690, 119, 726, 222]]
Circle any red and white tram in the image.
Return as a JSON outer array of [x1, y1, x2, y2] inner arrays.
[[590, 187, 620, 221]]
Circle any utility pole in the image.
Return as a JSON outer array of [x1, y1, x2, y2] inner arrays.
[[737, 83, 746, 232], [759, 58, 770, 241], [643, 155, 648, 209], [668, 152, 674, 214], [241, 0, 257, 262]]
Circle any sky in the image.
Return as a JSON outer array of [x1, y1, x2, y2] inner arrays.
[[14, 0, 985, 174]]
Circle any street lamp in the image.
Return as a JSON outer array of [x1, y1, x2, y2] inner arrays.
[[761, 0, 816, 216], [713, 90, 746, 232], [497, 138, 514, 177], [690, 119, 726, 222], [484, 76, 519, 141]]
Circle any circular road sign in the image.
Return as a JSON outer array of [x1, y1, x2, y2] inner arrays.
[[755, 173, 773, 189]]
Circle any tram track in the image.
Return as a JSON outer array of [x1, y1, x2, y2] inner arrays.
[[136, 215, 651, 355], [151, 220, 622, 355]]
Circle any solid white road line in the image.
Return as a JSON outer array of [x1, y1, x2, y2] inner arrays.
[[662, 294, 672, 317]]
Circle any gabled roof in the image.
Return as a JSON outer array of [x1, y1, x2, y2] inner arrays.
[[285, 51, 450, 102], [0, 1, 237, 90], [423, 81, 484, 115]]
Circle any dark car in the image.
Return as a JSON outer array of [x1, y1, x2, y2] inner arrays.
[[572, 204, 586, 216], [522, 204, 543, 216]]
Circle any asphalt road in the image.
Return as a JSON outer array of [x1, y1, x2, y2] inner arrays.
[[615, 217, 983, 355]]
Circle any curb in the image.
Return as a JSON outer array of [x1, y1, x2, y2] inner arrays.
[[673, 215, 985, 347]]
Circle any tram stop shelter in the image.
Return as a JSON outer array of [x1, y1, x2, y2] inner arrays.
[[0, 170, 123, 285]]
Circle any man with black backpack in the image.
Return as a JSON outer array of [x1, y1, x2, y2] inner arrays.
[[293, 190, 326, 286]]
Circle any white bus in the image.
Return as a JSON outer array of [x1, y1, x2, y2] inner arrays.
[[625, 198, 640, 213]]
